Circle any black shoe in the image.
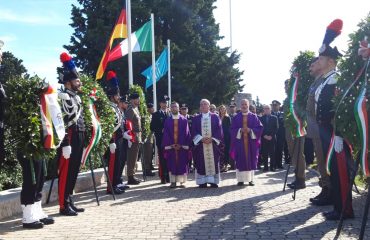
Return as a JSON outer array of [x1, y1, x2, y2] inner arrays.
[[23, 221, 43, 229], [117, 184, 130, 191], [170, 183, 176, 188], [178, 184, 186, 188], [69, 196, 85, 213], [209, 183, 218, 188], [270, 167, 276, 172], [108, 186, 125, 195], [199, 183, 207, 188], [249, 181, 255, 186], [311, 197, 332, 206], [160, 179, 166, 184], [323, 210, 354, 220], [144, 171, 155, 177], [127, 176, 141, 185], [309, 190, 324, 203], [59, 205, 78, 216], [39, 217, 54, 225], [277, 165, 284, 169], [237, 182, 244, 186], [263, 168, 268, 172], [166, 176, 170, 183]]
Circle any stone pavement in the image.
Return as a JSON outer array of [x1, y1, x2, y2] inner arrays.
[[0, 167, 369, 240]]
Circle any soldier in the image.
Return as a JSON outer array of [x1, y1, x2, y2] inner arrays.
[[143, 103, 155, 177], [57, 52, 85, 216], [150, 95, 171, 183], [104, 71, 125, 194], [125, 92, 142, 185]]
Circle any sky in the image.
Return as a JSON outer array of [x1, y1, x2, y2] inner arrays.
[[0, 0, 369, 104]]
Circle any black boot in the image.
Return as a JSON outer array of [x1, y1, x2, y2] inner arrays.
[[311, 187, 332, 206], [23, 221, 44, 229], [69, 196, 85, 212], [237, 182, 245, 186], [127, 176, 141, 185], [199, 183, 207, 188], [59, 203, 78, 216]]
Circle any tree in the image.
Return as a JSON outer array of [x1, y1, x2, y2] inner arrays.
[[0, 51, 28, 83], [65, 0, 243, 112]]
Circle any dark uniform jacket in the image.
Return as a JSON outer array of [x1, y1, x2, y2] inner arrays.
[[260, 114, 278, 140], [150, 109, 170, 146], [315, 70, 337, 124]]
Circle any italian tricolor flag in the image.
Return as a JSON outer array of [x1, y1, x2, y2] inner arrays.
[[108, 20, 152, 62]]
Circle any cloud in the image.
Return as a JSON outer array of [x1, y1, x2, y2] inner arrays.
[[0, 9, 68, 26], [0, 35, 17, 43]]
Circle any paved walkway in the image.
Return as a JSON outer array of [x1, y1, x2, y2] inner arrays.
[[0, 167, 368, 240]]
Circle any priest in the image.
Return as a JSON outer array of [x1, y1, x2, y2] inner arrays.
[[162, 102, 191, 188], [230, 99, 263, 186], [192, 99, 223, 188]]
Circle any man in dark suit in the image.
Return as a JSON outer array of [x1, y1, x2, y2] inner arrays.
[[150, 95, 171, 183], [260, 105, 278, 171], [271, 100, 285, 169]]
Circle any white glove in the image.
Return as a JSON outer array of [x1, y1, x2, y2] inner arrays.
[[123, 131, 132, 141], [128, 141, 132, 148], [62, 146, 72, 159], [334, 136, 343, 153], [109, 143, 116, 154]]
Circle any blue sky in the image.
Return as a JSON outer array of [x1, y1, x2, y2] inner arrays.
[[1, 0, 370, 104], [0, 0, 76, 85]]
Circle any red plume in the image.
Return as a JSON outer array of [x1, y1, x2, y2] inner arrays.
[[60, 52, 72, 63], [327, 19, 343, 35], [107, 70, 116, 81]]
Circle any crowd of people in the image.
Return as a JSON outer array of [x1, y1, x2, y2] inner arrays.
[[1, 16, 367, 231]]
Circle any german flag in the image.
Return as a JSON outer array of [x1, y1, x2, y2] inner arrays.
[[96, 5, 127, 80]]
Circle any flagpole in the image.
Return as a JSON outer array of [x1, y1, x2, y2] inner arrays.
[[229, 0, 232, 52], [151, 13, 157, 110], [167, 39, 171, 104], [127, 0, 133, 86]]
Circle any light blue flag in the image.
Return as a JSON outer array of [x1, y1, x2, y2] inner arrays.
[[142, 47, 168, 89]]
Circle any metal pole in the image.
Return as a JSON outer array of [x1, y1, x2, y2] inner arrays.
[[167, 39, 171, 103], [46, 177, 55, 204], [359, 185, 370, 240], [283, 139, 296, 192], [151, 13, 157, 110], [229, 0, 232, 52], [127, 0, 133, 86], [88, 157, 100, 206], [292, 137, 302, 200]]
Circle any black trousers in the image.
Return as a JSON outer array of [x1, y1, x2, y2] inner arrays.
[[304, 137, 315, 165], [330, 142, 353, 215], [119, 139, 128, 183], [19, 155, 45, 205], [261, 138, 276, 169], [58, 129, 84, 209], [105, 137, 123, 187], [155, 135, 168, 181]]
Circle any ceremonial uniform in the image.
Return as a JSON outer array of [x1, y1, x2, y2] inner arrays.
[[125, 93, 142, 185], [57, 52, 85, 216]]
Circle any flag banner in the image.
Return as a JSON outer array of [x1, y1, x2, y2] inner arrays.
[[40, 85, 65, 149], [108, 20, 152, 62], [96, 8, 127, 80], [81, 89, 102, 166], [289, 72, 306, 137], [142, 47, 168, 89], [354, 87, 369, 176]]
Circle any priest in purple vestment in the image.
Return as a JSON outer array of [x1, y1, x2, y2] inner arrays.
[[162, 102, 192, 188], [192, 99, 223, 188], [230, 99, 263, 186]]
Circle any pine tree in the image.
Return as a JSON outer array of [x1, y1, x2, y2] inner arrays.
[[65, 0, 243, 112]]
